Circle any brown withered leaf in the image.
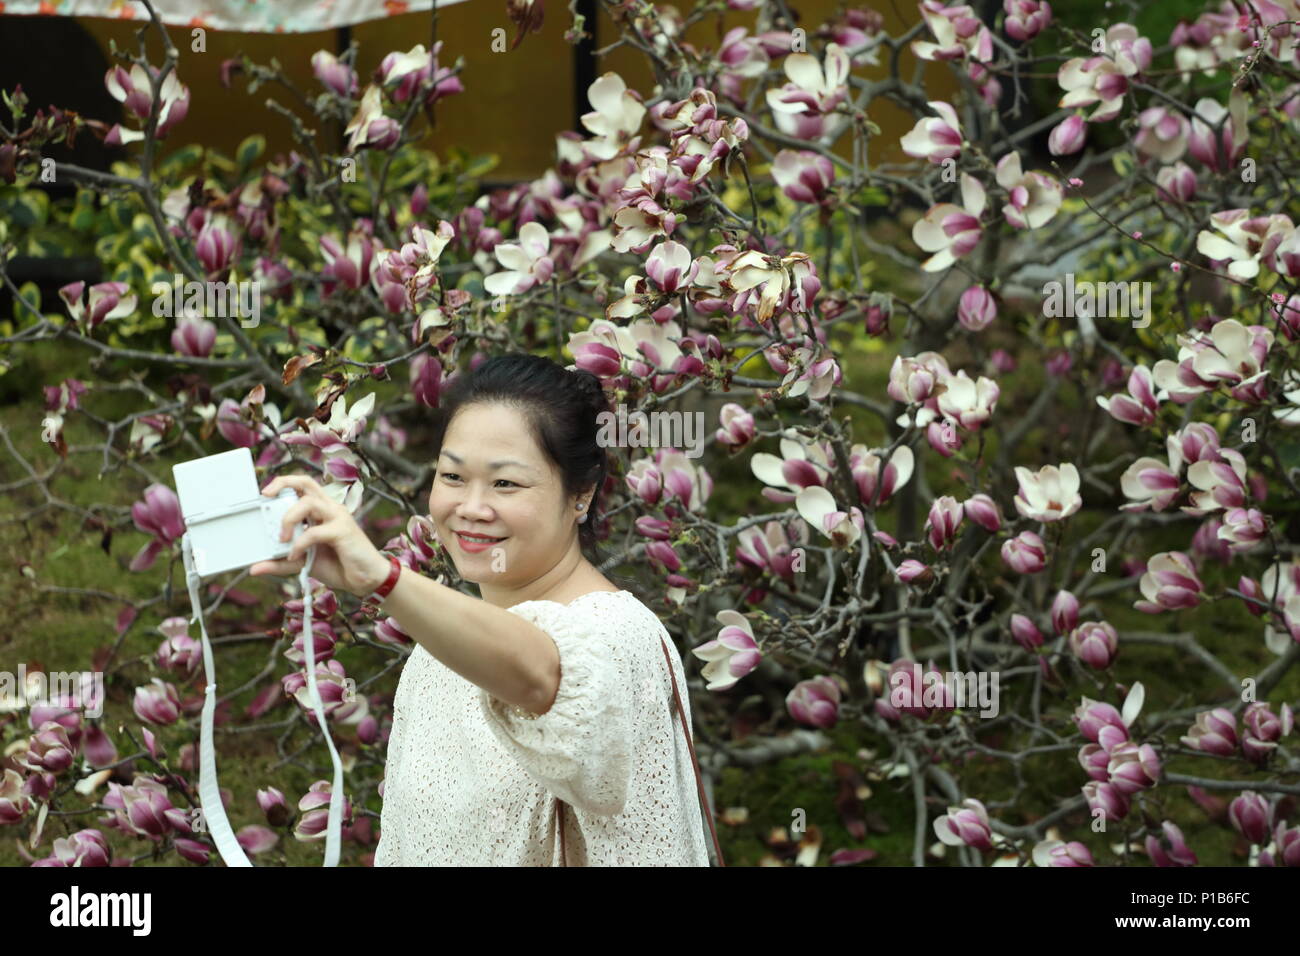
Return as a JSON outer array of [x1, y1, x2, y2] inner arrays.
[[507, 0, 544, 50], [283, 352, 322, 386]]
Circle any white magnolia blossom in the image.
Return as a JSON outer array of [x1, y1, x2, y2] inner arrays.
[[483, 221, 554, 295], [579, 72, 646, 161], [795, 485, 863, 549], [1195, 210, 1294, 281], [1013, 463, 1082, 522]]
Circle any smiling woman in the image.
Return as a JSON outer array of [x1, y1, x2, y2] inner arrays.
[[366, 352, 716, 865]]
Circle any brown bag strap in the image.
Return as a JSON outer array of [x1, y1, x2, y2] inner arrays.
[[555, 636, 726, 867]]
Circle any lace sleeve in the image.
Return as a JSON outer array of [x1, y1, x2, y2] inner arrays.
[[478, 600, 634, 816]]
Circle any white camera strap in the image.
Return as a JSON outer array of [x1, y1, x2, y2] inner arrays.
[[181, 530, 346, 866]]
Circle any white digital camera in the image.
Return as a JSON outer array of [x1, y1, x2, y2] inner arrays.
[[172, 447, 306, 578]]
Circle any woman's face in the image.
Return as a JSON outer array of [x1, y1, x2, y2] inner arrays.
[[428, 402, 582, 587]]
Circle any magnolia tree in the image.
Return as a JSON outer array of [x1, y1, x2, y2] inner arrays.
[[1, 0, 1299, 867]]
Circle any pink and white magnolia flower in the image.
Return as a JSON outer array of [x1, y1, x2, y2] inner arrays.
[[1047, 113, 1086, 155], [1083, 780, 1131, 823], [911, 1, 993, 62], [1073, 697, 1127, 744], [380, 220, 456, 308], [1107, 741, 1162, 794], [378, 42, 462, 105], [1196, 210, 1294, 281], [715, 403, 756, 450], [1185, 447, 1248, 515], [694, 610, 762, 690], [1155, 162, 1197, 203], [771, 150, 836, 204], [1057, 56, 1129, 122], [1003, 0, 1052, 42], [995, 152, 1062, 229], [1002, 530, 1046, 574], [723, 250, 818, 322], [194, 213, 240, 277], [132, 679, 181, 726], [963, 493, 1002, 533], [343, 85, 400, 152], [104, 63, 190, 138], [765, 43, 850, 117], [1119, 455, 1180, 513], [796, 486, 864, 548], [896, 559, 933, 584], [900, 101, 963, 162], [311, 50, 358, 97], [483, 221, 555, 295], [850, 444, 915, 507], [1181, 708, 1238, 756], [1188, 92, 1249, 172], [1241, 702, 1294, 765], [1013, 463, 1082, 522], [925, 496, 964, 550], [170, 314, 216, 358], [1069, 621, 1119, 669], [1097, 364, 1159, 425], [1134, 106, 1190, 162], [103, 776, 191, 839], [130, 483, 185, 571], [888, 353, 947, 405], [934, 799, 995, 851], [957, 285, 996, 331], [58, 281, 137, 333], [33, 830, 112, 867], [1260, 559, 1300, 653], [1135, 551, 1204, 613], [1010, 613, 1044, 650], [787, 676, 841, 729], [1153, 319, 1274, 404], [912, 172, 986, 271], [1219, 507, 1267, 552], [643, 240, 699, 294], [936, 370, 1000, 429], [656, 449, 714, 513], [735, 520, 806, 580], [294, 782, 353, 842], [579, 72, 646, 161], [1105, 22, 1154, 74], [320, 227, 379, 294]]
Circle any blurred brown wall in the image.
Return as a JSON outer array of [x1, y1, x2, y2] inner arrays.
[[7, 2, 956, 182]]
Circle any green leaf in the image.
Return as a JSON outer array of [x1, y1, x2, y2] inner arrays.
[[236, 134, 266, 170], [16, 281, 41, 322], [158, 143, 203, 177]]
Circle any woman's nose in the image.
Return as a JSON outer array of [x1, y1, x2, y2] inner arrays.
[[456, 486, 493, 517]]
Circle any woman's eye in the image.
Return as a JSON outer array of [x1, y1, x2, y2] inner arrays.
[[441, 473, 460, 482], [495, 479, 517, 489]]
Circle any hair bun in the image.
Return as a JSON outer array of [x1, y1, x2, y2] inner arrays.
[[571, 369, 609, 411]]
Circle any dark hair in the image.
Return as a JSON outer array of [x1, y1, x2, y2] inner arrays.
[[428, 352, 640, 596]]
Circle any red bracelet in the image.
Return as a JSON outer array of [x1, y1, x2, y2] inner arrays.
[[367, 554, 402, 603]]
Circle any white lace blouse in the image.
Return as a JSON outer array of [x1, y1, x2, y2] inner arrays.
[[373, 589, 711, 866]]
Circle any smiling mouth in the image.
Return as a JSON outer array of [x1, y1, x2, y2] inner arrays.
[[456, 532, 507, 543]]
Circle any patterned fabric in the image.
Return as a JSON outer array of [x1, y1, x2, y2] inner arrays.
[[374, 590, 711, 866], [0, 0, 469, 33]]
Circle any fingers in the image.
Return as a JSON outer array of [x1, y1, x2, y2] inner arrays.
[[250, 557, 304, 577], [285, 521, 338, 563], [261, 473, 325, 498], [279, 497, 325, 542]]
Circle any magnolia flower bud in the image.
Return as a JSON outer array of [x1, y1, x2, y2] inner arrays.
[[1051, 589, 1079, 635], [957, 285, 997, 332]]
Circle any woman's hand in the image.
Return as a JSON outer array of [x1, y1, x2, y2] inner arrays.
[[249, 474, 393, 598]]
